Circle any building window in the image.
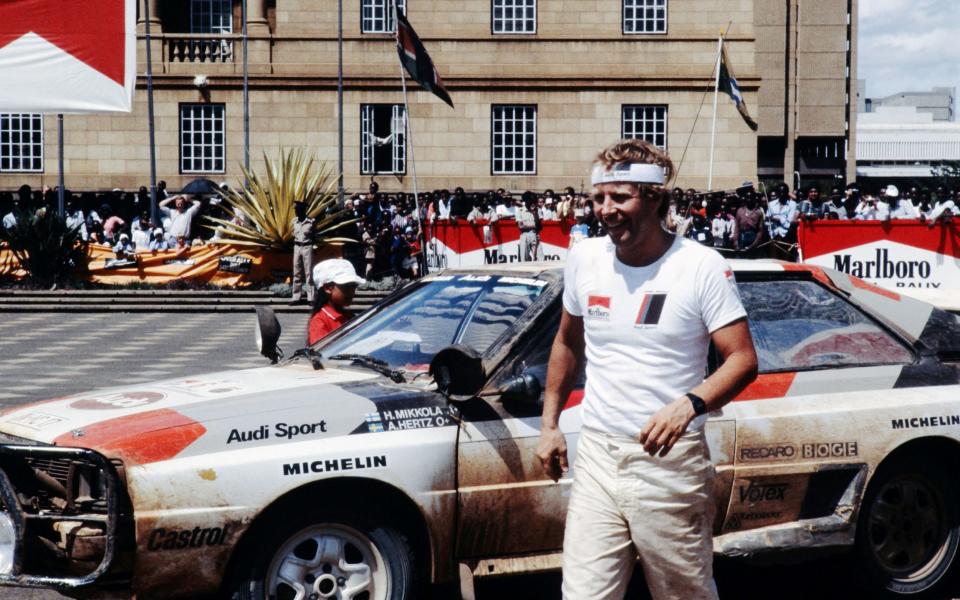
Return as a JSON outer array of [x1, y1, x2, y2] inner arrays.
[[492, 0, 536, 34], [190, 0, 233, 33], [491, 105, 536, 175], [621, 105, 667, 150], [623, 0, 667, 34], [0, 114, 43, 173], [361, 104, 406, 175], [362, 0, 406, 33], [180, 104, 226, 174]]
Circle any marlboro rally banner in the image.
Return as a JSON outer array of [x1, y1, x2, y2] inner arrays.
[[426, 220, 570, 270], [799, 221, 960, 308], [0, 0, 136, 113]]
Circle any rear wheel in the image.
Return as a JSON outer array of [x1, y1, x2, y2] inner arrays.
[[855, 460, 960, 597], [228, 511, 416, 600]]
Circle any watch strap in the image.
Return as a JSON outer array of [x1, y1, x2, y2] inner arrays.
[[686, 392, 707, 416]]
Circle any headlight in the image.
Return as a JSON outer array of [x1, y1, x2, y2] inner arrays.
[[0, 512, 16, 575]]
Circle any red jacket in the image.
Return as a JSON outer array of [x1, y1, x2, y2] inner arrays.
[[308, 305, 353, 345]]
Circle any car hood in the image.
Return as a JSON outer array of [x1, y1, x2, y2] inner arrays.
[[0, 364, 412, 465]]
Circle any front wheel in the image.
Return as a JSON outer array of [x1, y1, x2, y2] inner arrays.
[[228, 512, 416, 600], [855, 459, 960, 598]]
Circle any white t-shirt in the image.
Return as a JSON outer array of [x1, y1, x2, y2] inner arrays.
[[563, 235, 746, 437]]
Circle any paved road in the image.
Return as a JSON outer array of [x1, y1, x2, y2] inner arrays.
[[0, 312, 924, 599]]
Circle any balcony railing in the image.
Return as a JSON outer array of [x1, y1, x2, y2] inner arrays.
[[164, 34, 238, 63]]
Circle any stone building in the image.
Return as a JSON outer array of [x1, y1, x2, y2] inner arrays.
[[0, 0, 854, 194]]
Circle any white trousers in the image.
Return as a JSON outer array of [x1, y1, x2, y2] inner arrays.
[[562, 427, 718, 600]]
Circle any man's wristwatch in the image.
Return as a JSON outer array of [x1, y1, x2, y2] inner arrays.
[[686, 392, 707, 416]]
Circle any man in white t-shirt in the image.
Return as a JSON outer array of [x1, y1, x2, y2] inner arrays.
[[537, 139, 758, 600]]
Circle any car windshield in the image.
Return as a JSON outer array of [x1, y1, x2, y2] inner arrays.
[[317, 274, 548, 372]]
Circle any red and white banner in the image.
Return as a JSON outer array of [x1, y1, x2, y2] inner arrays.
[[426, 220, 571, 270], [0, 0, 136, 113], [799, 220, 960, 309]]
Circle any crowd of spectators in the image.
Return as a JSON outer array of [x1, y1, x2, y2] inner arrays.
[[2, 178, 957, 280]]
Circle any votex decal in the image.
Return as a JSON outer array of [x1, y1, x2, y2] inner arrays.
[[799, 221, 960, 293]]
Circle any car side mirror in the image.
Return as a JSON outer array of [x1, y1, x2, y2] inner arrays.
[[490, 372, 542, 404], [429, 345, 485, 401], [255, 306, 283, 364]]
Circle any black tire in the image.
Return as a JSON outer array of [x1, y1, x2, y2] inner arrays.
[[227, 509, 416, 600], [854, 458, 960, 598]]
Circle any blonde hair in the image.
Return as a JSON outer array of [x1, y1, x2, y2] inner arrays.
[[594, 139, 675, 182], [594, 139, 674, 218]]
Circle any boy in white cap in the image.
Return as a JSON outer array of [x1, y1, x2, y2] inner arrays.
[[307, 258, 366, 345]]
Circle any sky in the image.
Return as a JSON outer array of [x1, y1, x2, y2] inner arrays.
[[858, 0, 960, 100]]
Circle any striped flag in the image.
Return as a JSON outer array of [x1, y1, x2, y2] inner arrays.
[[718, 43, 757, 131], [396, 10, 454, 108]]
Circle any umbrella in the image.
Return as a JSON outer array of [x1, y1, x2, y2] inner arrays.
[[180, 178, 221, 196]]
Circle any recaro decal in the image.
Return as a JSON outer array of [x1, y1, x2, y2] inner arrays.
[[739, 445, 796, 461]]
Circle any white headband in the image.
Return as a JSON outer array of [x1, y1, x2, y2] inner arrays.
[[591, 163, 665, 186]]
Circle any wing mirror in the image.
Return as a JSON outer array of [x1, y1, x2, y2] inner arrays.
[[255, 306, 283, 364], [429, 345, 485, 401], [488, 372, 543, 404]]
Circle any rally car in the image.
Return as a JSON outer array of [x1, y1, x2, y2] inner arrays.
[[0, 260, 958, 599]]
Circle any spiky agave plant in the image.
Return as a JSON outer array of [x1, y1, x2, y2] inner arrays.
[[206, 148, 359, 250]]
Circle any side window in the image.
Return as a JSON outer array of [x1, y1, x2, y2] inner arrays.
[[738, 280, 914, 372], [491, 304, 585, 394]]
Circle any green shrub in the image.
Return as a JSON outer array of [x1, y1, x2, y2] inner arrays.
[[0, 208, 87, 285]]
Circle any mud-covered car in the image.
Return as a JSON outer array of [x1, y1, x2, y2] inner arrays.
[[0, 261, 959, 599]]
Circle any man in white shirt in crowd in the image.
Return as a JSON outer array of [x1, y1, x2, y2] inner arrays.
[[888, 185, 919, 219], [765, 184, 797, 241], [159, 194, 201, 246], [537, 138, 757, 600]]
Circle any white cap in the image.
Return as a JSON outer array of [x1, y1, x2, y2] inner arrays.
[[153, 227, 164, 235], [885, 184, 900, 198], [119, 233, 129, 240], [313, 258, 366, 288]]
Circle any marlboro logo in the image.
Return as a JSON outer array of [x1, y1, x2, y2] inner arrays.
[[586, 295, 611, 320]]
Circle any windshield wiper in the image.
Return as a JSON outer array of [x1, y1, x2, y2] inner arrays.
[[328, 353, 406, 383], [291, 347, 324, 370]]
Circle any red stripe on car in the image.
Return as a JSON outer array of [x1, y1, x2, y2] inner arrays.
[[53, 409, 206, 465], [734, 372, 796, 401]]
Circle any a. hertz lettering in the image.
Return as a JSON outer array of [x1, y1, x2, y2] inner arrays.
[[739, 445, 796, 461], [833, 249, 931, 280], [892, 415, 960, 430], [801, 442, 858, 459], [147, 526, 229, 551], [282, 455, 387, 476], [738, 482, 788, 503], [227, 421, 327, 444], [370, 406, 453, 432]]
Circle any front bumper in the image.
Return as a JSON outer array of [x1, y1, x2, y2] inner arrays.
[[0, 443, 126, 589]]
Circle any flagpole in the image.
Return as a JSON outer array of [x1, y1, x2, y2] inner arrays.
[[392, 0, 426, 274], [242, 0, 250, 177], [707, 35, 723, 192], [143, 0, 159, 225], [57, 114, 65, 215], [337, 0, 345, 204]]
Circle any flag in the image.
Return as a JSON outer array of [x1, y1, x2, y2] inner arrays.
[[718, 43, 757, 131], [396, 11, 454, 108], [0, 0, 136, 113]]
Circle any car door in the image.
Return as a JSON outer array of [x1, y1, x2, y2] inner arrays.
[[454, 301, 738, 559], [454, 306, 577, 559], [717, 274, 917, 535]]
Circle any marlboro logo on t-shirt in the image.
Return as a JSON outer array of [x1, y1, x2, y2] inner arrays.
[[586, 295, 611, 320], [635, 293, 667, 327]]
